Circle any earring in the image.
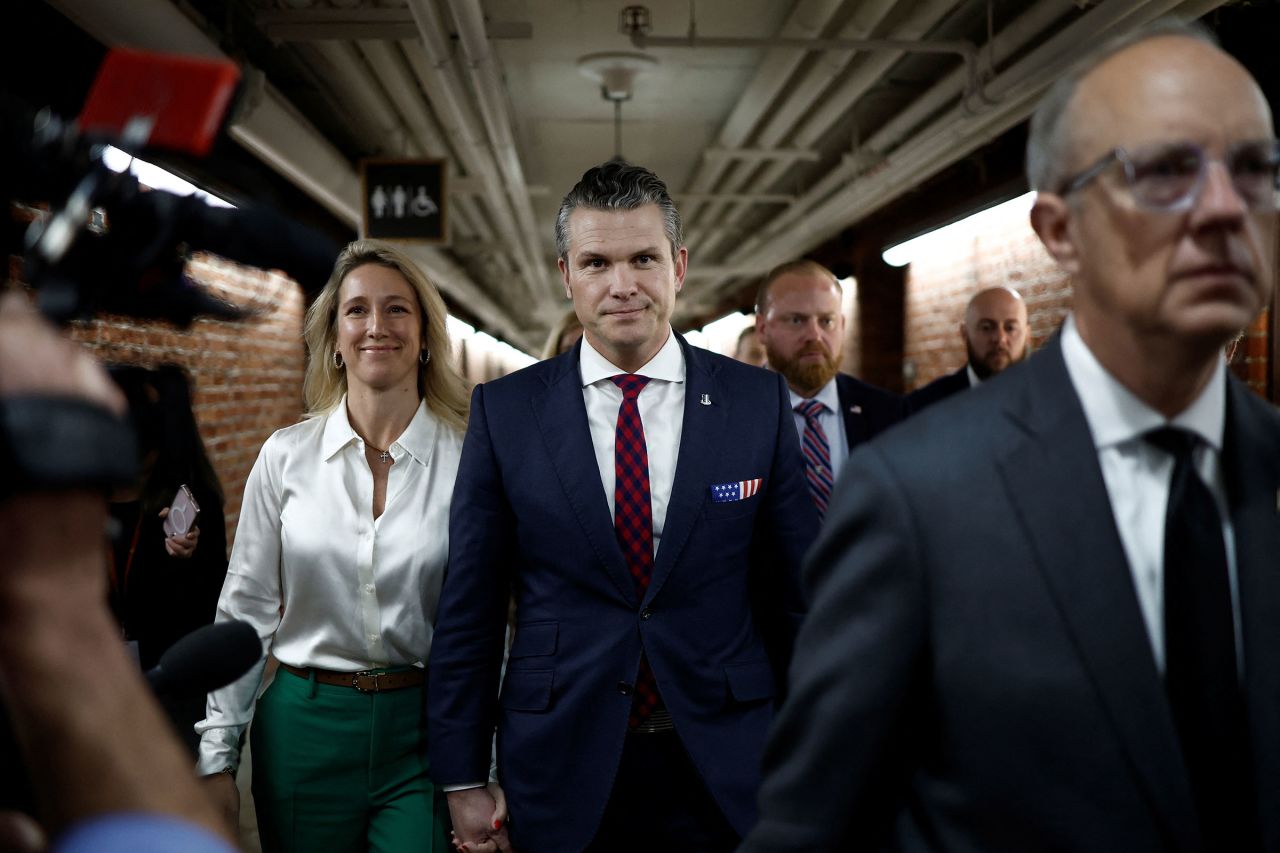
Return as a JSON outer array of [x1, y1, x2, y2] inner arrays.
[[420, 349, 431, 365], [332, 350, 344, 369]]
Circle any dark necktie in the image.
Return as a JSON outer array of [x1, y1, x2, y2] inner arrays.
[[796, 398, 833, 519], [611, 374, 661, 728], [1145, 426, 1257, 848]]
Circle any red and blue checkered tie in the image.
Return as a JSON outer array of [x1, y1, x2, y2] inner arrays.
[[796, 398, 833, 519], [611, 374, 661, 728]]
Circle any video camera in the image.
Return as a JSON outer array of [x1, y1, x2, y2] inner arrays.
[[2, 47, 340, 498], [6, 47, 339, 327]]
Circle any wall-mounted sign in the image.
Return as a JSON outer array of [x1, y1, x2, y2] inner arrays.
[[360, 159, 447, 242]]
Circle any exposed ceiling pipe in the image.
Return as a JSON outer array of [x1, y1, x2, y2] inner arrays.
[[402, 0, 548, 304], [691, 0, 965, 258], [309, 40, 425, 159], [676, 0, 849, 226], [39, 0, 530, 347], [444, 0, 548, 294], [719, 0, 1223, 288], [685, 0, 906, 246]]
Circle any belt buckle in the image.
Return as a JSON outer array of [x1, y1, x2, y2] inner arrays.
[[352, 670, 382, 693]]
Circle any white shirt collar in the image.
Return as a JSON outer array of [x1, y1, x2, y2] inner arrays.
[[579, 328, 686, 387], [320, 395, 439, 466], [966, 363, 982, 388], [788, 376, 841, 415], [1060, 314, 1225, 452]]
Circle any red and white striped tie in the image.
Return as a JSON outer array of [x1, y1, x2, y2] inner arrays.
[[796, 398, 833, 519]]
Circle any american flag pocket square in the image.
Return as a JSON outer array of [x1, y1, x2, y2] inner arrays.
[[710, 478, 763, 503]]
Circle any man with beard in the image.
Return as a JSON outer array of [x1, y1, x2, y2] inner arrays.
[[755, 260, 902, 519], [905, 286, 1029, 414]]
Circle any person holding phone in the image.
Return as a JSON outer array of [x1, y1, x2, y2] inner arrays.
[[107, 364, 229, 756], [195, 240, 470, 852]]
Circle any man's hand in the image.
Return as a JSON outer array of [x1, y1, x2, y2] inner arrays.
[[446, 784, 512, 852], [0, 291, 122, 412]]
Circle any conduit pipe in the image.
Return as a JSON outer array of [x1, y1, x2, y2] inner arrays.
[[310, 40, 424, 159], [721, 0, 1225, 287], [403, 0, 547, 302], [445, 0, 547, 293], [41, 0, 528, 345], [685, 0, 906, 245], [691, 0, 966, 256], [677, 0, 849, 226], [742, 0, 1075, 259]]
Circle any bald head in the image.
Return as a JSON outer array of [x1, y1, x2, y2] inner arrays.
[[961, 287, 1028, 379]]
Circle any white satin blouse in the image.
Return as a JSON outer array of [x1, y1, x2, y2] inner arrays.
[[195, 398, 463, 775]]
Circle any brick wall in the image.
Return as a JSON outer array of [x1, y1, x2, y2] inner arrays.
[[902, 211, 1273, 399], [903, 211, 1071, 392], [69, 254, 306, 548]]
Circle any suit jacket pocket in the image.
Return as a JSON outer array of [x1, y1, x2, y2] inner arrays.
[[510, 621, 558, 658], [500, 668, 554, 712], [724, 660, 775, 704]]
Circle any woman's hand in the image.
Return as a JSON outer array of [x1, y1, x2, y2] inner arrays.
[[159, 507, 200, 558], [200, 771, 240, 835]]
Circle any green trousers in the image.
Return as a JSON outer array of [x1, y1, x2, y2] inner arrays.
[[250, 667, 451, 853]]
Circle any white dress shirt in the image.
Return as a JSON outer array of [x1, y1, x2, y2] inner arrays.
[[965, 364, 982, 388], [195, 398, 464, 774], [788, 377, 849, 479], [580, 330, 686, 553], [1060, 315, 1240, 675]]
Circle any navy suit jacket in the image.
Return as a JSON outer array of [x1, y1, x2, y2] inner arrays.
[[428, 334, 818, 853], [834, 373, 903, 448], [742, 337, 1280, 852], [904, 365, 970, 415]]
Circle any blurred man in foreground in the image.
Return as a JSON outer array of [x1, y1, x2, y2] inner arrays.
[[743, 21, 1280, 852]]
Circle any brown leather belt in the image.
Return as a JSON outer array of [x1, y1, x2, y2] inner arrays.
[[279, 663, 424, 693]]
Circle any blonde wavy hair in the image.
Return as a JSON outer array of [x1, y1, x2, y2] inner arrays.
[[302, 239, 470, 433]]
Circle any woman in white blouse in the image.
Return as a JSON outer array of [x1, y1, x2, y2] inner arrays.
[[196, 239, 469, 852]]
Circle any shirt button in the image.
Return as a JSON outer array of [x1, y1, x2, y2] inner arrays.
[[616, 681, 633, 696], [365, 584, 375, 593], [640, 607, 652, 621]]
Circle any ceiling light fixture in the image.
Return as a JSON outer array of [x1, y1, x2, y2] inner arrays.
[[576, 52, 658, 160]]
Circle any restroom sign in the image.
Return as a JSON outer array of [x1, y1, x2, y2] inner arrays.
[[360, 159, 447, 242]]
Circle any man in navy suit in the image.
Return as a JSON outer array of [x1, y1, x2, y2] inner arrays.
[[905, 286, 1029, 414], [428, 161, 817, 853], [754, 260, 901, 517], [742, 22, 1280, 852]]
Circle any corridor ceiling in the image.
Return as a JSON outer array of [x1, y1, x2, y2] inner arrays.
[[42, 0, 1235, 351]]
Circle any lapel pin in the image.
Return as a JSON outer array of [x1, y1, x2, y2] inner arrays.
[[850, 404, 863, 414], [700, 393, 712, 406]]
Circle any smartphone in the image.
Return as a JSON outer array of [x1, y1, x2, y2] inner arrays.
[[162, 484, 201, 538]]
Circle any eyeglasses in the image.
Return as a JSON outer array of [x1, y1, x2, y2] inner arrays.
[[1056, 139, 1280, 212]]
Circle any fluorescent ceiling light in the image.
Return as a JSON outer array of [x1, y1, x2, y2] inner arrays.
[[100, 145, 234, 208], [882, 191, 1035, 268]]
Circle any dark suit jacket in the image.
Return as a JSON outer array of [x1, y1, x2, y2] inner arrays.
[[835, 373, 903, 448], [428, 334, 818, 853], [904, 365, 970, 415], [741, 337, 1280, 852]]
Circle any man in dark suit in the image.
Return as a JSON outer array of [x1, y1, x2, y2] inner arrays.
[[754, 260, 901, 518], [905, 285, 1029, 413], [742, 22, 1279, 852], [428, 161, 818, 853]]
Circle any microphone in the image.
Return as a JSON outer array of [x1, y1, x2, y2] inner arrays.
[[145, 620, 261, 697]]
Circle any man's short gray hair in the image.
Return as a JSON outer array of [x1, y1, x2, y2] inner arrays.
[[1025, 18, 1219, 194], [555, 160, 683, 261]]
